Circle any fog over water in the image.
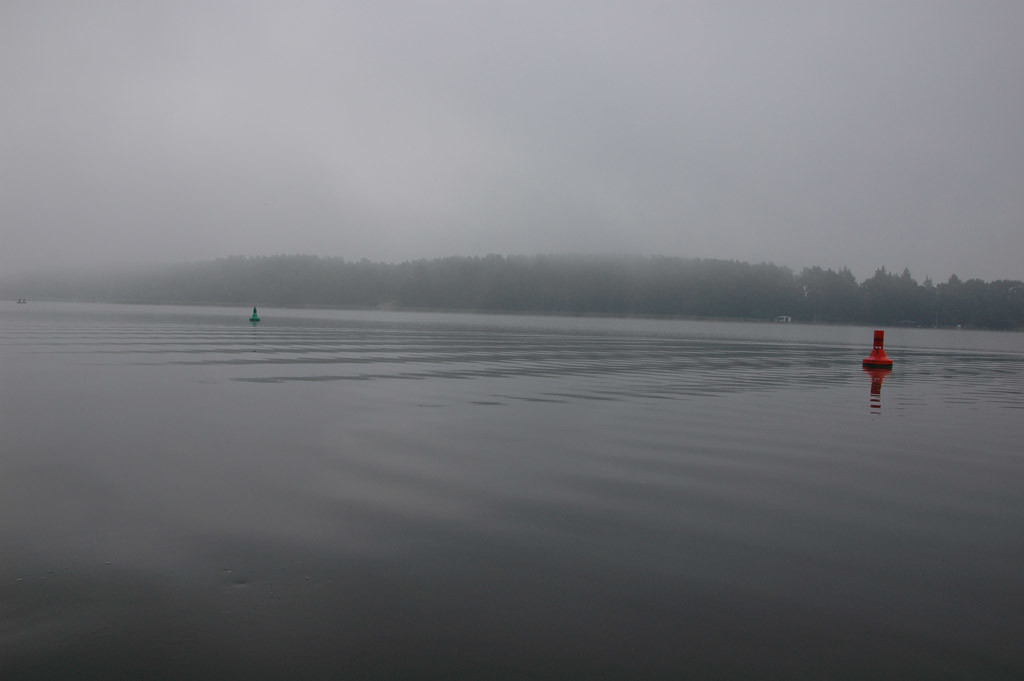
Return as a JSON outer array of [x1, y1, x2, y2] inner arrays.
[[2, 1, 1024, 281]]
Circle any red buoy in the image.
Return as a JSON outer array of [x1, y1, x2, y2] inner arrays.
[[862, 329, 893, 369]]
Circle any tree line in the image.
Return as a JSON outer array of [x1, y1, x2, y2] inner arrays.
[[7, 254, 1023, 329]]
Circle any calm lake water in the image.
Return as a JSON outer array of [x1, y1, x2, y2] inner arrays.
[[2, 302, 1022, 680]]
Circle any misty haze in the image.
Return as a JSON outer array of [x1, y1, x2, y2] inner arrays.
[[2, 2, 1023, 680]]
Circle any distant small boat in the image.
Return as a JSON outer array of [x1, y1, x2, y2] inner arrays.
[[249, 306, 260, 324], [16, 298, 27, 304], [774, 315, 791, 323]]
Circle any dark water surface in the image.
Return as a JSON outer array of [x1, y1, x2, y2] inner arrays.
[[2, 303, 1022, 679]]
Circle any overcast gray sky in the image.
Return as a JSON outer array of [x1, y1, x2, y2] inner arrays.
[[2, 1, 1022, 282]]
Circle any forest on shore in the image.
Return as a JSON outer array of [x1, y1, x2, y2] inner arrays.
[[6, 254, 1023, 330]]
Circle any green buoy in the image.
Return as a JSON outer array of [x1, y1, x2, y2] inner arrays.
[[250, 306, 260, 324]]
